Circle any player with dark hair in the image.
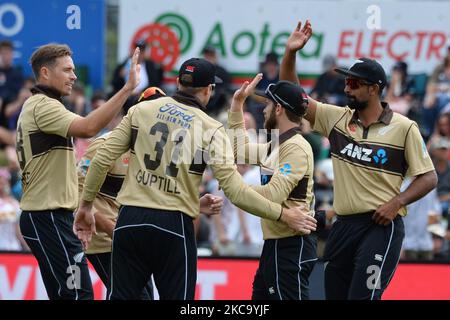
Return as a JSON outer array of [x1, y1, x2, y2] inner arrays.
[[280, 21, 437, 300], [229, 74, 318, 300], [74, 57, 316, 300]]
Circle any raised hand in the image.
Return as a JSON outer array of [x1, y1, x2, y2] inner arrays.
[[286, 20, 313, 53], [230, 73, 263, 112], [124, 47, 141, 93]]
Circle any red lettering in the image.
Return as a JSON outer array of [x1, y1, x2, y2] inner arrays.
[[415, 31, 428, 59], [427, 32, 447, 60], [355, 31, 365, 58], [338, 31, 354, 59], [387, 31, 411, 61], [369, 31, 386, 59]]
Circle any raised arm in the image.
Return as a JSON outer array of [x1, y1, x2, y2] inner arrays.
[[209, 127, 316, 234], [228, 73, 268, 165], [68, 48, 141, 138], [280, 20, 319, 126]]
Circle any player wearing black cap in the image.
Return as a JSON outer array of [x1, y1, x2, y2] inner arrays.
[[228, 74, 317, 300], [74, 58, 317, 300], [280, 21, 437, 300]]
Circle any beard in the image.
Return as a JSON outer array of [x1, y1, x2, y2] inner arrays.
[[264, 106, 277, 130], [347, 95, 369, 111]]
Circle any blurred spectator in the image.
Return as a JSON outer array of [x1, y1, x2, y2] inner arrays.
[[0, 40, 24, 129], [236, 165, 264, 257], [0, 168, 28, 251], [385, 61, 416, 116], [425, 44, 450, 110], [202, 45, 232, 115], [423, 44, 450, 136], [110, 41, 163, 113], [401, 177, 442, 261], [91, 90, 107, 110], [257, 52, 280, 92], [207, 164, 264, 257], [243, 110, 259, 143], [64, 82, 88, 116], [0, 126, 16, 169], [310, 54, 346, 106], [247, 52, 280, 129], [4, 77, 34, 131], [430, 138, 450, 217], [208, 177, 241, 256], [74, 90, 123, 162], [314, 158, 335, 257], [300, 118, 323, 164], [427, 113, 450, 158]]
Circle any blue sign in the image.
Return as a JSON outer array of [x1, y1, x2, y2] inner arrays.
[[0, 0, 105, 89]]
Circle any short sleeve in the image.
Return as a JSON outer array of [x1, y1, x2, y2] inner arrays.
[[313, 102, 348, 137], [404, 123, 435, 177], [34, 98, 80, 137]]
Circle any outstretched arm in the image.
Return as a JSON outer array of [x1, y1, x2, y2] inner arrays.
[[228, 73, 269, 165], [280, 20, 319, 126], [68, 48, 141, 138]]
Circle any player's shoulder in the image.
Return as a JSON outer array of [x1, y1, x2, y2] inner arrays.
[[388, 111, 419, 139], [132, 96, 170, 113], [23, 93, 61, 113], [317, 101, 350, 115], [196, 110, 223, 129], [92, 132, 111, 143], [282, 133, 313, 157], [390, 110, 416, 128]]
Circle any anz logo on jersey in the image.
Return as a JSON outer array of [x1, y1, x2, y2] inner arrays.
[[340, 143, 388, 164]]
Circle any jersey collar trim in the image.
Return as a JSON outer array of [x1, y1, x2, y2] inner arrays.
[[350, 102, 393, 126], [172, 91, 205, 110], [279, 126, 302, 145], [31, 85, 62, 102]]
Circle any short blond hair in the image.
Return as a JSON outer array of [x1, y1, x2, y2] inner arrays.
[[30, 43, 72, 79]]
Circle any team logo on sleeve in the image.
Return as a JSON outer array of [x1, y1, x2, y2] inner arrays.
[[279, 163, 292, 176], [78, 159, 91, 175]]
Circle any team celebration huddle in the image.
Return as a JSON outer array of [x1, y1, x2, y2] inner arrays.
[[14, 18, 438, 301]]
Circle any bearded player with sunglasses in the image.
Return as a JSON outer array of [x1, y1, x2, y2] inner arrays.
[[228, 75, 317, 300], [280, 20, 438, 300]]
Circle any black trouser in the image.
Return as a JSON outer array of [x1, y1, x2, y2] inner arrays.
[[252, 234, 318, 300], [19, 210, 93, 300], [108, 206, 197, 300], [323, 212, 405, 300], [87, 252, 154, 300]]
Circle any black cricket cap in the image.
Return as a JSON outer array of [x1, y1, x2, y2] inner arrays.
[[255, 80, 309, 117], [335, 57, 387, 90], [178, 58, 222, 88]]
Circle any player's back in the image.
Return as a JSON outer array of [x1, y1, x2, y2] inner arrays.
[[117, 96, 223, 218]]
